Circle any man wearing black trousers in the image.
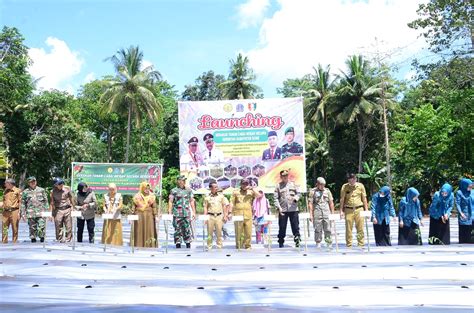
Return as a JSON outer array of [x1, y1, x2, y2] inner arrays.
[[274, 170, 301, 248]]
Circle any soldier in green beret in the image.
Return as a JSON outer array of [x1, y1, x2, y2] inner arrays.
[[281, 127, 303, 159]]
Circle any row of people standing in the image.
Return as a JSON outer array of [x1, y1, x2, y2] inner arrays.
[[2, 175, 473, 248]]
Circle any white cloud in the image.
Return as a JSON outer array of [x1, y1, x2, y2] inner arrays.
[[28, 37, 83, 91], [83, 72, 96, 84], [244, 0, 428, 89], [237, 0, 271, 29], [140, 59, 154, 70]]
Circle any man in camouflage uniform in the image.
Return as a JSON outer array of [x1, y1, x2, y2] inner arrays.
[[21, 176, 49, 243], [274, 170, 301, 248], [168, 175, 196, 248], [281, 127, 303, 159], [50, 177, 75, 243], [309, 177, 335, 248], [2, 178, 21, 243]]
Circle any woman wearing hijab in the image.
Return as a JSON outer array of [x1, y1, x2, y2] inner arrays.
[[370, 186, 396, 246], [132, 182, 158, 248], [456, 178, 473, 243], [253, 190, 270, 244], [398, 187, 424, 245], [101, 183, 123, 246], [429, 183, 454, 245], [76, 182, 97, 243]]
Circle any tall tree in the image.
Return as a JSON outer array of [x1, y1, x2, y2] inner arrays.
[[408, 0, 473, 56], [181, 70, 225, 101], [101, 46, 163, 162], [332, 55, 383, 173], [220, 53, 262, 100]]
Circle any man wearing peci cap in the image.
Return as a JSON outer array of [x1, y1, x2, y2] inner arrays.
[[229, 178, 261, 249], [309, 177, 335, 248], [340, 173, 368, 248], [180, 137, 203, 172], [168, 175, 196, 248], [202, 133, 225, 166], [262, 130, 282, 161], [1, 178, 21, 243], [281, 127, 303, 159], [50, 177, 75, 243], [274, 170, 301, 248], [21, 177, 49, 243]]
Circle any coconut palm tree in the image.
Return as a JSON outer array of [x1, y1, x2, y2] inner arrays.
[[332, 55, 383, 172], [220, 53, 261, 99], [100, 46, 162, 162]]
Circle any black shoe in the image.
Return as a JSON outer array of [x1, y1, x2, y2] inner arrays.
[[89, 240, 94, 244], [176, 243, 181, 249], [295, 242, 300, 248], [186, 243, 191, 249], [31, 238, 37, 243], [279, 242, 284, 248], [40, 238, 44, 243]]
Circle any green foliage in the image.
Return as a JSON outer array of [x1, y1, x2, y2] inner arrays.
[[391, 103, 460, 202], [101, 45, 163, 162], [408, 0, 473, 56], [220, 53, 262, 100], [0, 26, 33, 116], [181, 70, 225, 101], [357, 160, 386, 195]]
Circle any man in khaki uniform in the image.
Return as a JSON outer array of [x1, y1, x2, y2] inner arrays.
[[50, 178, 75, 242], [309, 177, 335, 248], [229, 178, 261, 249], [339, 173, 368, 248], [1, 178, 21, 243], [203, 182, 229, 249]]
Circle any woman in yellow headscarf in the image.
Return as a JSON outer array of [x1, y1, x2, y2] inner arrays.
[[132, 182, 158, 247], [101, 183, 123, 246]]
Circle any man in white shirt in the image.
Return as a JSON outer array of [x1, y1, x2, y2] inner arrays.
[[180, 137, 203, 172], [202, 133, 225, 167]]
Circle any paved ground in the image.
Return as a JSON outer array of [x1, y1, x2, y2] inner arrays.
[[1, 217, 473, 312]]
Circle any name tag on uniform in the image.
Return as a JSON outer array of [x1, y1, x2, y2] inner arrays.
[[263, 214, 276, 222], [329, 214, 341, 221], [198, 215, 209, 221], [232, 215, 244, 222], [127, 215, 139, 221], [161, 214, 173, 221], [71, 211, 82, 218], [360, 211, 372, 218], [299, 212, 310, 219], [40, 211, 52, 218]]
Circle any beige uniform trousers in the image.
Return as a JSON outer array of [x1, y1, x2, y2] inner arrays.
[[345, 207, 365, 247], [233, 208, 252, 249], [53, 207, 73, 242], [2, 209, 19, 243], [207, 214, 224, 248]]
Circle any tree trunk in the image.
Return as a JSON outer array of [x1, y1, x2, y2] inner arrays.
[[356, 121, 364, 173], [125, 104, 132, 163], [381, 89, 392, 188], [107, 123, 112, 162]]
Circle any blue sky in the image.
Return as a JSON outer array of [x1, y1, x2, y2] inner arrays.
[[1, 0, 428, 97]]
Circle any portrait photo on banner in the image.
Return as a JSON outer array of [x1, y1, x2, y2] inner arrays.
[[178, 97, 307, 194]]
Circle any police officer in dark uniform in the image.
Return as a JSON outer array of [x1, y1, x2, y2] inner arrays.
[[262, 130, 282, 161], [281, 127, 303, 159]]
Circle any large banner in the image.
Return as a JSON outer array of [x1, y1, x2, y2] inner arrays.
[[71, 162, 163, 195], [178, 97, 306, 194]]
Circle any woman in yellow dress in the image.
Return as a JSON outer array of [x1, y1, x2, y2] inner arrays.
[[132, 182, 158, 247], [101, 183, 123, 246]]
